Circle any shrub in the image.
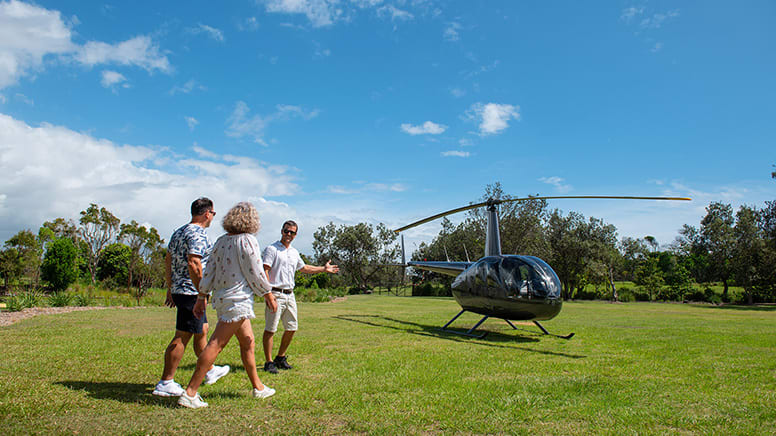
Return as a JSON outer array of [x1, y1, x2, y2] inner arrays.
[[73, 294, 93, 307], [6, 291, 41, 312], [48, 292, 73, 307]]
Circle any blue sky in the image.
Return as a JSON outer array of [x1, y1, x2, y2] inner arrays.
[[1, 0, 774, 256]]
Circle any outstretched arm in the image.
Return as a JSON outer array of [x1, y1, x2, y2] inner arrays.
[[299, 260, 339, 275]]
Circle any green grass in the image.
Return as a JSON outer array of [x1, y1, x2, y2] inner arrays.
[[1, 296, 774, 435]]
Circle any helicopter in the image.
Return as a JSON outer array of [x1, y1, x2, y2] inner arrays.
[[393, 195, 691, 339]]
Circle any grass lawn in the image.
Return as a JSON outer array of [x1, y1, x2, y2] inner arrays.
[[1, 296, 774, 435]]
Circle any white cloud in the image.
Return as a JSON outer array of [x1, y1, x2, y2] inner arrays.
[[100, 70, 128, 89], [465, 102, 520, 136], [365, 182, 407, 192], [14, 92, 33, 105], [441, 150, 470, 158], [377, 5, 413, 21], [0, 0, 75, 88], [640, 10, 679, 29], [620, 6, 644, 23], [226, 101, 320, 145], [0, 2, 169, 90], [458, 138, 473, 146], [189, 23, 225, 42], [169, 79, 206, 95], [400, 121, 447, 135], [239, 17, 260, 31], [75, 36, 171, 73], [264, 0, 342, 27], [185, 116, 199, 131], [538, 176, 572, 193], [443, 21, 462, 42], [449, 87, 465, 98], [0, 112, 299, 248], [264, 0, 427, 28], [326, 181, 408, 194]]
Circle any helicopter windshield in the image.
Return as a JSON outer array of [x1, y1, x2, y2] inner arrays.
[[499, 256, 562, 299]]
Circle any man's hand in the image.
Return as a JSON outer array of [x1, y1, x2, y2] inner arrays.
[[165, 290, 175, 308], [193, 298, 206, 319], [324, 260, 340, 274], [264, 293, 278, 313]]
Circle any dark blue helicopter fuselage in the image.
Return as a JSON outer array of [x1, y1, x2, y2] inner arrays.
[[451, 255, 563, 321]]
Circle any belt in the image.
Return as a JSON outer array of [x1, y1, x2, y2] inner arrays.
[[272, 287, 293, 294]]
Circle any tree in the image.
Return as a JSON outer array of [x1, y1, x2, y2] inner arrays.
[[544, 210, 589, 299], [41, 237, 79, 292], [644, 235, 658, 253], [4, 230, 43, 289], [731, 205, 765, 304], [313, 222, 399, 291], [699, 202, 735, 300], [119, 220, 164, 292], [43, 218, 79, 241], [0, 248, 23, 290], [618, 236, 650, 282], [97, 243, 131, 285], [79, 204, 120, 283]]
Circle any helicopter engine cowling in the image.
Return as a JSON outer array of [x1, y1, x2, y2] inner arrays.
[[451, 255, 563, 321]]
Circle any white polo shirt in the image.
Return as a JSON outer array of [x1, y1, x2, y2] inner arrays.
[[262, 241, 305, 290]]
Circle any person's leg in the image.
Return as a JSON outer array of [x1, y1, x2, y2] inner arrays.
[[276, 330, 295, 357], [262, 330, 275, 363], [276, 294, 298, 358], [161, 330, 193, 380], [235, 319, 265, 390], [263, 293, 283, 363], [184, 320, 241, 397]]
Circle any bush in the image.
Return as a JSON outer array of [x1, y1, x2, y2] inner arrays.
[[412, 283, 451, 297], [6, 291, 41, 312], [295, 287, 347, 303], [73, 294, 93, 307], [41, 237, 79, 292], [616, 286, 635, 302], [48, 292, 73, 307]]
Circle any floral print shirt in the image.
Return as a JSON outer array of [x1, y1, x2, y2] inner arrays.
[[168, 223, 212, 295], [200, 233, 272, 299]]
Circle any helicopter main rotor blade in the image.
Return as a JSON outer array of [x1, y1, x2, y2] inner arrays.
[[393, 195, 691, 233]]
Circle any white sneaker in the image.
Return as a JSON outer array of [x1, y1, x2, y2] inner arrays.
[[204, 364, 230, 385], [177, 391, 208, 409], [152, 380, 184, 397], [252, 385, 276, 399]]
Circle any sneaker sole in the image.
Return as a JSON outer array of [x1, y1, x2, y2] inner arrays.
[[203, 374, 226, 385], [152, 389, 182, 397]]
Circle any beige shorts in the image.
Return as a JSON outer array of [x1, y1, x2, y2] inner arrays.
[[264, 291, 298, 332]]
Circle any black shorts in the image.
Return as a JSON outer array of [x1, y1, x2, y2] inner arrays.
[[172, 294, 207, 334]]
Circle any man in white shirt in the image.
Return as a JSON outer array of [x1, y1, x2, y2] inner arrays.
[[262, 220, 339, 373]]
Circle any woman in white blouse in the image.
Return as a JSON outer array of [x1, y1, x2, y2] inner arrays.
[[178, 202, 278, 409]]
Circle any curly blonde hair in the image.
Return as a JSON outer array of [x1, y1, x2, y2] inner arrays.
[[222, 202, 260, 234]]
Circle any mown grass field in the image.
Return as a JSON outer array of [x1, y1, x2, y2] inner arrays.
[[1, 295, 774, 435]]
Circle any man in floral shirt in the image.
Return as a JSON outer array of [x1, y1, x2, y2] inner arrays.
[[152, 197, 230, 397]]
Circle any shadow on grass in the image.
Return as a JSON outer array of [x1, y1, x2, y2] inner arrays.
[[334, 314, 584, 359], [54, 381, 240, 407], [691, 304, 776, 312]]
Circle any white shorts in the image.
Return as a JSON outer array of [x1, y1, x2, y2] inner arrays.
[[264, 291, 298, 332]]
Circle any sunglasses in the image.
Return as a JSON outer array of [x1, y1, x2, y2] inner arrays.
[[209, 210, 217, 216], [282, 229, 297, 235]]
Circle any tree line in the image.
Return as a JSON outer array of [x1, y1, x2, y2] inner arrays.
[[2, 174, 775, 304], [0, 204, 165, 300]]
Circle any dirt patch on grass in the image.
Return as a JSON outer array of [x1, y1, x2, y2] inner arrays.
[[329, 297, 347, 303], [0, 306, 143, 327]]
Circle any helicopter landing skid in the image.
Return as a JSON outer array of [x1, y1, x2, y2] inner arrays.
[[437, 309, 490, 339], [531, 320, 575, 340]]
